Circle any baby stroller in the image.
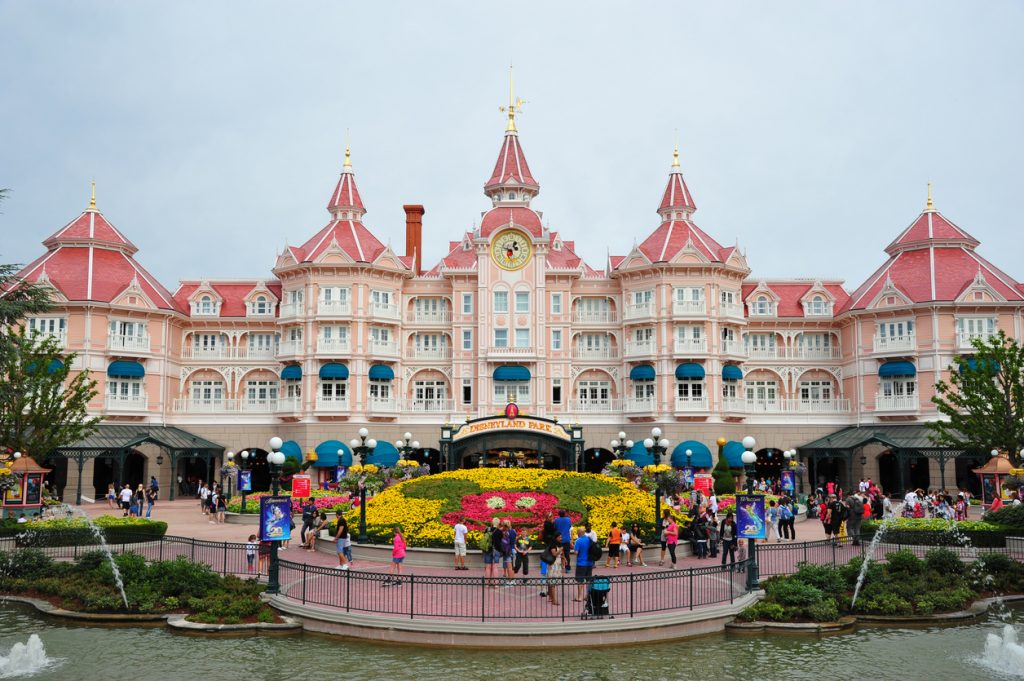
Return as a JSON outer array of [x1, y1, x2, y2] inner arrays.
[[582, 576, 611, 619]]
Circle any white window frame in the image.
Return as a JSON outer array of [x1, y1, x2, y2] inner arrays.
[[462, 329, 473, 350], [551, 329, 562, 350], [515, 290, 530, 314], [551, 293, 562, 315], [514, 328, 530, 348], [493, 290, 509, 314], [676, 379, 704, 398], [494, 329, 509, 348], [461, 292, 473, 314]]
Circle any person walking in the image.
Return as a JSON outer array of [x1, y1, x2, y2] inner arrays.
[[554, 510, 573, 570], [629, 523, 646, 566], [765, 500, 780, 543], [199, 483, 210, 516], [215, 491, 227, 524], [118, 484, 132, 517], [664, 514, 679, 569], [846, 493, 865, 545], [604, 522, 622, 568], [334, 516, 351, 570], [720, 512, 738, 567], [384, 525, 406, 586], [453, 520, 468, 570], [145, 486, 156, 518], [106, 484, 116, 509], [659, 509, 673, 566]]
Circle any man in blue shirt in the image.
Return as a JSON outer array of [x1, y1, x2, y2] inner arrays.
[[553, 510, 573, 569], [573, 523, 595, 602]]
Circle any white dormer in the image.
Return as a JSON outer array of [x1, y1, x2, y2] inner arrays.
[[800, 281, 835, 317], [745, 282, 779, 317], [188, 282, 222, 316], [244, 281, 279, 317]]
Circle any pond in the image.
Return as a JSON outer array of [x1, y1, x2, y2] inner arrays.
[[0, 604, 1021, 680]]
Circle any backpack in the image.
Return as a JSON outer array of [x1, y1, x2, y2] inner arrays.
[[478, 530, 493, 552], [500, 530, 514, 555], [780, 505, 792, 520], [585, 537, 603, 563]]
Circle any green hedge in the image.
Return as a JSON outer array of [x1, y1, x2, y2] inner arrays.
[[3, 517, 168, 547], [861, 518, 1016, 548]]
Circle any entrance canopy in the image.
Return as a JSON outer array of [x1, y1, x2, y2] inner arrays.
[[440, 415, 583, 471]]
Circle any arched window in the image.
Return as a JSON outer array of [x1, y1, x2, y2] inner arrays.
[[255, 296, 268, 314], [753, 295, 772, 316], [507, 191, 517, 201], [199, 296, 213, 315], [807, 295, 828, 316]]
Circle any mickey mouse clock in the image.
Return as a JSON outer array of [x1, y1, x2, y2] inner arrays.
[[491, 229, 532, 271]]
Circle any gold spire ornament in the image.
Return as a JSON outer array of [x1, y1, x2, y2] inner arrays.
[[925, 182, 934, 212], [88, 181, 96, 210], [499, 64, 525, 132], [672, 144, 680, 168], [343, 144, 352, 169]]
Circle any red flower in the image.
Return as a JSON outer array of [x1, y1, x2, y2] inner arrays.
[[442, 491, 580, 534]]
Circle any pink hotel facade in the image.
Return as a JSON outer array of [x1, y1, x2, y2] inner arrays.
[[13, 107, 1024, 497]]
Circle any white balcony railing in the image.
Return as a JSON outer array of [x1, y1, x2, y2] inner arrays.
[[276, 397, 302, 413], [240, 398, 278, 413], [873, 334, 916, 353], [279, 302, 303, 318], [32, 330, 67, 348], [240, 345, 277, 360], [408, 310, 451, 324], [789, 346, 842, 360], [958, 332, 997, 349], [672, 299, 706, 315], [624, 340, 657, 357], [410, 346, 452, 360], [746, 346, 782, 360], [573, 309, 616, 324], [367, 339, 399, 356], [317, 337, 351, 354], [673, 338, 708, 355], [875, 394, 919, 412], [315, 395, 350, 412], [573, 398, 621, 413], [181, 346, 229, 360], [720, 339, 744, 356], [719, 398, 851, 414], [487, 346, 536, 357], [722, 397, 747, 413], [572, 346, 617, 360], [367, 397, 399, 413], [674, 396, 709, 412], [317, 299, 352, 316], [624, 301, 657, 320], [405, 399, 454, 413], [105, 394, 148, 411], [624, 397, 657, 413], [172, 398, 227, 413], [370, 302, 400, 320], [277, 340, 303, 356], [108, 334, 150, 353], [720, 302, 744, 318]]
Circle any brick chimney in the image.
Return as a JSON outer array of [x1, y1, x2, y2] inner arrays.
[[403, 204, 424, 275]]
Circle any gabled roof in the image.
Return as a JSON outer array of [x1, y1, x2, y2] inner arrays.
[[636, 219, 729, 264], [292, 219, 388, 264], [485, 132, 537, 191], [479, 206, 544, 238], [425, 232, 478, 274], [173, 281, 282, 317], [741, 281, 850, 317]]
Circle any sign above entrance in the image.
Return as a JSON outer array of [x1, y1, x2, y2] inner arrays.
[[450, 416, 572, 442]]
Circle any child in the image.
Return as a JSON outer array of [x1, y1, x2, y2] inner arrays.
[[513, 531, 531, 579], [385, 525, 406, 586], [246, 534, 257, 573], [258, 538, 271, 575], [620, 526, 632, 567]]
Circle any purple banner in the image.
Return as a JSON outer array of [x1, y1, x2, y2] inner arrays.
[[260, 495, 291, 542], [735, 494, 766, 540], [780, 470, 795, 492], [238, 470, 252, 492], [681, 467, 695, 486]]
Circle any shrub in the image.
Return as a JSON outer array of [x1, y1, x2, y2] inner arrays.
[[402, 478, 483, 515], [859, 593, 912, 616], [793, 562, 847, 599], [542, 476, 621, 504], [740, 601, 786, 621], [146, 558, 221, 599], [765, 578, 824, 607], [1, 549, 54, 578], [885, 550, 924, 576], [925, 587, 974, 612], [924, 548, 965, 576], [983, 505, 1024, 528], [806, 599, 840, 622], [257, 607, 274, 623], [914, 597, 935, 615]]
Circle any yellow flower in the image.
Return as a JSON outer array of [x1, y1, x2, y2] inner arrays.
[[643, 464, 671, 473], [608, 459, 636, 468]]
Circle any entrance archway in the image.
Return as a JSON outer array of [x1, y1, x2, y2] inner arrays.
[[411, 448, 442, 472], [877, 450, 899, 494], [583, 448, 614, 474], [754, 448, 785, 484], [810, 456, 843, 493], [240, 448, 270, 491], [907, 456, 930, 491], [41, 456, 68, 501]]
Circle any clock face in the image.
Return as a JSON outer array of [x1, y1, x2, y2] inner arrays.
[[491, 229, 532, 271]]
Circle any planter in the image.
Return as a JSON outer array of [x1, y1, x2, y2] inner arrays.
[[167, 614, 301, 634]]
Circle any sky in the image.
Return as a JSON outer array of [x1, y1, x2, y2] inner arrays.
[[2, 1, 1022, 292]]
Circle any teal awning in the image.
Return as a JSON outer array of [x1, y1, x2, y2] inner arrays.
[[723, 441, 746, 468], [319, 363, 349, 379], [671, 440, 713, 468], [368, 364, 395, 381], [626, 441, 655, 467], [281, 365, 302, 381], [366, 440, 399, 467], [280, 440, 303, 462], [27, 359, 64, 374], [723, 365, 743, 381], [960, 358, 1000, 375], [630, 364, 656, 381], [675, 362, 705, 379], [879, 361, 916, 377], [313, 440, 351, 467], [493, 365, 530, 381], [107, 361, 144, 378]]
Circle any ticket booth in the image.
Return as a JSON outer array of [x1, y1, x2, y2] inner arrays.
[[1, 456, 50, 519]]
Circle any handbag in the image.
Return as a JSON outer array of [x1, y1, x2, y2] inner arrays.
[[540, 549, 556, 565]]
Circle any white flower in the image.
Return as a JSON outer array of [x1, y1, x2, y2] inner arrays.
[[485, 496, 506, 509], [515, 496, 537, 509]]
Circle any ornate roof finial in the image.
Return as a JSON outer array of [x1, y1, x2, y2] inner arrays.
[[88, 181, 96, 211], [499, 64, 525, 133], [925, 181, 934, 212], [672, 144, 680, 168]]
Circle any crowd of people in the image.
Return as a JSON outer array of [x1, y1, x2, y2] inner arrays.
[[105, 477, 159, 518]]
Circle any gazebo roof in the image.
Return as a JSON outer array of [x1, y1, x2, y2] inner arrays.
[[9, 456, 50, 474], [972, 454, 1016, 476]]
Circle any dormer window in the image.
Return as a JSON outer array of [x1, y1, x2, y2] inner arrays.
[[751, 295, 775, 316], [191, 294, 220, 316], [247, 294, 275, 317], [507, 192, 517, 201], [199, 296, 213, 315], [806, 295, 831, 316]]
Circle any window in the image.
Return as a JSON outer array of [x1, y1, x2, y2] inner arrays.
[[721, 290, 737, 306], [721, 327, 736, 342], [246, 380, 278, 403], [957, 317, 997, 341], [578, 381, 610, 405], [288, 289, 303, 304], [746, 333, 776, 355], [369, 380, 391, 400], [675, 287, 705, 306], [107, 378, 143, 400], [676, 326, 703, 342], [551, 293, 562, 315], [288, 327, 302, 342], [576, 297, 610, 320], [633, 381, 655, 400], [798, 333, 832, 355], [413, 381, 446, 408], [552, 378, 562, 404], [881, 378, 916, 398], [320, 325, 349, 341], [799, 381, 833, 402], [750, 295, 774, 316], [26, 317, 66, 337], [199, 296, 213, 315], [551, 329, 562, 350], [676, 379, 704, 399], [192, 334, 222, 352], [369, 327, 390, 342], [370, 290, 391, 306], [493, 381, 530, 404], [462, 329, 473, 350], [507, 191, 517, 201], [722, 381, 738, 399], [745, 380, 778, 404], [633, 290, 653, 304], [248, 333, 275, 353], [878, 320, 914, 339], [462, 379, 472, 405], [108, 320, 146, 344], [320, 287, 350, 308], [515, 329, 530, 347], [806, 295, 830, 316], [285, 382, 301, 399], [578, 333, 610, 353], [252, 295, 271, 315], [320, 379, 347, 399], [190, 380, 223, 402], [494, 329, 509, 348], [634, 327, 654, 343], [515, 290, 530, 314], [493, 290, 509, 314], [462, 293, 473, 314]]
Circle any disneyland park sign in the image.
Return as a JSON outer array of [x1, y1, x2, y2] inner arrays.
[[451, 417, 572, 442]]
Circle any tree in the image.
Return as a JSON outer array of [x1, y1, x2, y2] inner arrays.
[[712, 440, 736, 494], [930, 331, 1024, 465], [0, 328, 99, 458]]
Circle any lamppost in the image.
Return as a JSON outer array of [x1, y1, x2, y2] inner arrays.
[[238, 450, 250, 513], [349, 428, 376, 543], [643, 427, 671, 536], [395, 432, 420, 461], [741, 435, 759, 591], [609, 431, 633, 460], [266, 436, 287, 594], [225, 451, 235, 498]]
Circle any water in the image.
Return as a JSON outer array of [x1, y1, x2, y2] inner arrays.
[[26, 505, 128, 609], [851, 513, 897, 607], [980, 624, 1024, 676], [0, 634, 55, 678], [1, 604, 1022, 680]]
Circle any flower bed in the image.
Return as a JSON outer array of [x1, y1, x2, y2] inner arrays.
[[226, 490, 351, 515], [346, 469, 655, 548]]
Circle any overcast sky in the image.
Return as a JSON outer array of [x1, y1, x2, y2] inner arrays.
[[2, 1, 1022, 292]]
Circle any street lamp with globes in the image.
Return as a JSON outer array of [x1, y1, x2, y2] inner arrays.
[[643, 427, 671, 536], [741, 435, 759, 590], [238, 450, 250, 514], [351, 429, 377, 542], [265, 436, 288, 594]]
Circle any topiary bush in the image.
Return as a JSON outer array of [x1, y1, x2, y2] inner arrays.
[[983, 504, 1024, 528], [739, 601, 786, 621], [764, 578, 824, 607], [794, 562, 847, 599], [859, 593, 912, 616]]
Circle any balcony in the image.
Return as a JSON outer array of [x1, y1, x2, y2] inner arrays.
[[277, 340, 303, 357], [367, 339, 399, 357], [317, 299, 352, 316], [720, 339, 745, 356], [720, 302, 744, 319], [720, 398, 851, 414], [367, 397, 399, 414], [409, 346, 452, 360], [239, 398, 278, 413], [279, 302, 304, 319], [746, 346, 782, 360], [958, 332, 997, 350], [408, 310, 451, 324], [672, 299, 706, 316], [674, 396, 709, 412], [105, 394, 148, 412], [673, 338, 708, 355], [370, 302, 400, 321], [624, 340, 657, 358], [624, 397, 657, 413], [108, 334, 150, 354], [486, 345, 536, 358], [873, 334, 916, 354], [31, 330, 67, 348], [172, 398, 228, 413], [573, 309, 616, 324], [181, 346, 230, 360], [875, 394, 919, 413], [624, 301, 657, 320], [315, 395, 350, 412], [239, 345, 277, 360], [574, 398, 621, 413], [572, 346, 617, 361], [317, 337, 352, 354], [276, 397, 302, 414], [788, 346, 842, 360], [405, 399, 454, 413]]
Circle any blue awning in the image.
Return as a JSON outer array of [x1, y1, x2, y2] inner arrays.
[[368, 364, 395, 381], [281, 365, 302, 381], [671, 440, 713, 468], [319, 363, 349, 380], [879, 361, 916, 378], [960, 358, 1000, 375], [280, 440, 303, 462], [493, 365, 531, 381], [723, 441, 746, 468], [675, 363, 705, 380], [366, 440, 399, 467], [630, 364, 656, 381], [313, 440, 352, 467], [107, 361, 144, 378], [626, 441, 655, 467], [27, 359, 64, 374], [723, 365, 743, 381]]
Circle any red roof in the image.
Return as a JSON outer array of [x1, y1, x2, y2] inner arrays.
[[659, 171, 696, 213], [637, 219, 728, 263], [293, 219, 387, 264], [423, 233, 477, 274], [741, 282, 850, 317], [479, 206, 544, 238], [546, 232, 585, 270], [885, 210, 979, 256], [43, 209, 138, 254], [327, 170, 365, 214], [173, 281, 282, 317], [485, 132, 537, 191]]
